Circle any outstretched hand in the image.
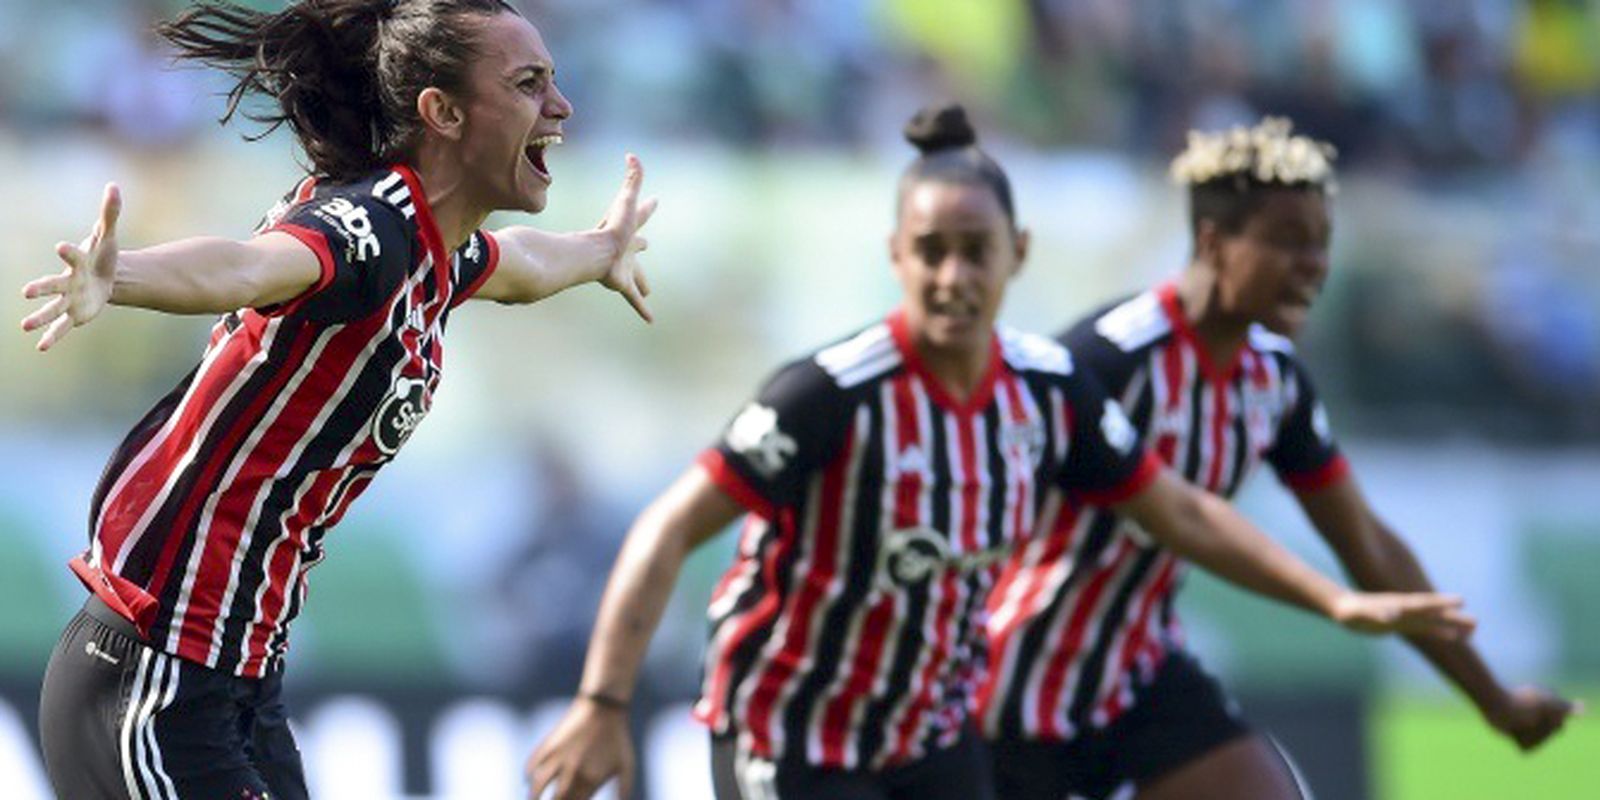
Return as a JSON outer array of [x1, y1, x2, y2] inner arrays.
[[21, 183, 122, 351], [595, 154, 658, 323], [1486, 685, 1582, 752], [526, 698, 635, 800], [1330, 591, 1476, 640]]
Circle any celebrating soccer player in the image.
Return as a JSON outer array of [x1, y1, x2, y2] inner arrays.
[[977, 117, 1578, 800], [23, 2, 655, 797], [524, 105, 1471, 800]]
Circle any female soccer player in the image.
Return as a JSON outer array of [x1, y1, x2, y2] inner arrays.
[[523, 105, 1471, 800], [977, 117, 1578, 800], [21, 2, 655, 798]]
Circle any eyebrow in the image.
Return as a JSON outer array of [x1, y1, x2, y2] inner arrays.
[[508, 63, 553, 81]]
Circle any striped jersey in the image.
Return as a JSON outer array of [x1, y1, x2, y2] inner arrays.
[[977, 283, 1349, 742], [69, 165, 500, 678], [693, 311, 1161, 770]]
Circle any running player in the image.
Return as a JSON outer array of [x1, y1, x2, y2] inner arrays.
[[523, 105, 1471, 800], [977, 117, 1579, 800], [22, 2, 655, 798]]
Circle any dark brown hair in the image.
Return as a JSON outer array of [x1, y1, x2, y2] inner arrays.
[[158, 0, 518, 181], [898, 103, 1017, 226]]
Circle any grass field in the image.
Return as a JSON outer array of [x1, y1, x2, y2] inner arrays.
[[1374, 688, 1599, 799]]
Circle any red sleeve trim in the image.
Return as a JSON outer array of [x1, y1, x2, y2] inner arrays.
[[452, 230, 501, 308], [258, 223, 337, 317], [1279, 453, 1352, 493], [1079, 451, 1163, 507], [696, 449, 775, 520]]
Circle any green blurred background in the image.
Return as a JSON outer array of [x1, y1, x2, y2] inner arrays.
[[1, 1, 1598, 797]]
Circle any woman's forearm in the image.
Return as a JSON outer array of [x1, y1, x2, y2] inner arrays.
[[113, 234, 317, 314]]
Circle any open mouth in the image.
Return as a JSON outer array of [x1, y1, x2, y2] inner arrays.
[[523, 134, 563, 183]]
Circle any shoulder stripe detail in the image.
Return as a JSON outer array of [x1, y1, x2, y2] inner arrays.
[[1094, 291, 1170, 352], [373, 171, 415, 217], [999, 327, 1073, 375], [815, 324, 900, 388], [1248, 324, 1295, 354]]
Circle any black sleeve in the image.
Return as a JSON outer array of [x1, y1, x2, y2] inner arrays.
[[1055, 367, 1162, 506], [448, 229, 501, 308], [697, 359, 853, 516], [1058, 307, 1144, 399], [262, 193, 413, 323], [1265, 358, 1350, 491]]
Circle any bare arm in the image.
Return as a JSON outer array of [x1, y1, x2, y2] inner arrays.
[[526, 465, 742, 800], [1113, 468, 1475, 637], [476, 155, 657, 319], [1298, 475, 1578, 750], [20, 184, 320, 350]]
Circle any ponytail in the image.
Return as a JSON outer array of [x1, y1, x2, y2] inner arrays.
[[158, 0, 516, 181]]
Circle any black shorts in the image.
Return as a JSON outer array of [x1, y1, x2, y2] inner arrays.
[[711, 726, 996, 800], [990, 651, 1250, 800], [37, 596, 309, 800]]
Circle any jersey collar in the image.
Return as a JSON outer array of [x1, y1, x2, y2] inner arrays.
[[392, 164, 452, 288], [886, 308, 1005, 416], [1156, 281, 1243, 385]]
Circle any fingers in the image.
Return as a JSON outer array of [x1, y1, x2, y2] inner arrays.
[[634, 264, 651, 298], [628, 237, 649, 256], [603, 154, 644, 230], [21, 295, 67, 333], [619, 275, 653, 323], [1397, 593, 1464, 613], [96, 183, 122, 242], [37, 314, 74, 352], [56, 241, 85, 271], [635, 196, 659, 230], [22, 269, 70, 300]]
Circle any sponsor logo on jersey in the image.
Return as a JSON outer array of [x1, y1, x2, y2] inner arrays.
[[726, 403, 798, 478], [876, 527, 1009, 590], [316, 197, 382, 262], [373, 376, 429, 456]]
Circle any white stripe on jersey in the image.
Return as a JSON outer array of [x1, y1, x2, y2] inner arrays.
[[373, 171, 416, 219], [93, 318, 252, 570], [110, 318, 285, 575], [1095, 291, 1171, 352], [1249, 323, 1296, 354], [815, 324, 900, 388], [999, 326, 1074, 375], [183, 324, 343, 662]]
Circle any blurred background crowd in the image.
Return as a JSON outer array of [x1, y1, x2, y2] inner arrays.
[[0, 1, 1597, 798]]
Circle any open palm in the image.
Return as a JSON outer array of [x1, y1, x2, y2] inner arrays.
[[21, 183, 122, 351]]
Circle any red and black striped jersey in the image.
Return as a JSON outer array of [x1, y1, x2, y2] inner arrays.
[[977, 283, 1348, 742], [69, 165, 500, 678], [693, 310, 1161, 770]]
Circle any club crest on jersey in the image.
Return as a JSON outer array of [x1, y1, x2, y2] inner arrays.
[[1100, 400, 1137, 455], [373, 376, 429, 456], [876, 527, 1009, 590], [1001, 417, 1047, 468], [315, 197, 382, 262], [726, 403, 797, 478]]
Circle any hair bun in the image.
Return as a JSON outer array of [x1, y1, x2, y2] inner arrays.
[[904, 103, 977, 155]]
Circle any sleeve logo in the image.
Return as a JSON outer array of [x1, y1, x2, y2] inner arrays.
[[726, 403, 797, 478], [1100, 399, 1138, 456], [1311, 402, 1333, 444], [317, 197, 383, 262]]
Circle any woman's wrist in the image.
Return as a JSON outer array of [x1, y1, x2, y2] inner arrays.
[[578, 689, 631, 713]]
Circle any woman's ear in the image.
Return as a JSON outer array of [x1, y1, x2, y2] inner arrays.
[[1011, 227, 1030, 277], [417, 87, 465, 141]]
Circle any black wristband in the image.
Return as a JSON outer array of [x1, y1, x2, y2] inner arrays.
[[579, 690, 631, 711]]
